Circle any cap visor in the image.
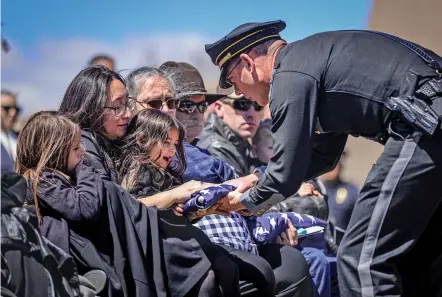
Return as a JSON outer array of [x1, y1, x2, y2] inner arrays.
[[218, 66, 232, 89]]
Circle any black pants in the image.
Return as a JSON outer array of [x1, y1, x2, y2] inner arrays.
[[337, 124, 442, 297], [220, 244, 313, 297]]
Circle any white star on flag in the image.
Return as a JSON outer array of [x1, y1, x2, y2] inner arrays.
[[255, 227, 269, 236], [294, 213, 304, 223], [269, 217, 277, 230], [200, 189, 210, 195], [306, 214, 316, 224]]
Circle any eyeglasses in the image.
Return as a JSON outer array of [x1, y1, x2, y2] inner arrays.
[[177, 100, 208, 114], [1, 105, 21, 114], [132, 97, 177, 110], [225, 58, 242, 87], [225, 49, 250, 86], [104, 100, 131, 117], [222, 98, 264, 112]]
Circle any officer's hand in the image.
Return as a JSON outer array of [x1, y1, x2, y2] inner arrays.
[[217, 191, 248, 213], [280, 220, 299, 246], [223, 173, 259, 193]]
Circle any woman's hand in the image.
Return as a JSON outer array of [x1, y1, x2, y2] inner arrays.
[[169, 180, 218, 204], [140, 181, 220, 210]]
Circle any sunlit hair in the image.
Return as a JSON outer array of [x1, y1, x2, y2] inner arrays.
[[118, 108, 186, 186], [125, 66, 177, 99], [15, 111, 78, 224]]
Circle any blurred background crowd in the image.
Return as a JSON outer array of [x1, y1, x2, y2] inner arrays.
[[2, 0, 441, 187]]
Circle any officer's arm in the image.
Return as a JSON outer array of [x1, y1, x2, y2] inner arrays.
[[240, 71, 321, 213], [304, 132, 348, 180]]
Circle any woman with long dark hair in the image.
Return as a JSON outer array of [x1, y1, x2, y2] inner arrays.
[[59, 65, 131, 182], [58, 66, 241, 297]]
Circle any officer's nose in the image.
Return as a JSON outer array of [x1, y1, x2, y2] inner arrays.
[[234, 87, 243, 96]]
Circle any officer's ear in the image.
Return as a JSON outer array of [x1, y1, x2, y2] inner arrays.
[[239, 53, 255, 74]]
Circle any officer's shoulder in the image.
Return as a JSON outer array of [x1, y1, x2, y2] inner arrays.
[[279, 30, 351, 61]]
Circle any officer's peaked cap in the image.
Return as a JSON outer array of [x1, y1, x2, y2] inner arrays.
[[205, 20, 286, 89]]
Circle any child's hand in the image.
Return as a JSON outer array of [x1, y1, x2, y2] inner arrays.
[[172, 203, 184, 216], [74, 158, 85, 177], [297, 183, 315, 197]]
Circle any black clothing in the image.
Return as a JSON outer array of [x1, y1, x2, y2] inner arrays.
[[31, 164, 105, 254], [233, 30, 442, 296], [220, 244, 313, 297], [1, 172, 95, 297], [81, 130, 240, 297], [82, 131, 118, 183], [270, 178, 328, 221], [242, 30, 442, 212], [198, 114, 261, 177], [121, 162, 181, 198], [337, 127, 442, 297]]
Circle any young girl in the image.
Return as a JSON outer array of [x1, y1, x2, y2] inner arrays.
[[15, 111, 105, 254], [118, 108, 188, 205], [119, 109, 326, 297]]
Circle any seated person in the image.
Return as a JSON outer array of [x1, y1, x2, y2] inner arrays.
[[197, 90, 264, 177], [58, 66, 241, 297], [125, 65, 239, 184], [119, 108, 316, 297], [158, 61, 225, 146], [1, 171, 104, 297]]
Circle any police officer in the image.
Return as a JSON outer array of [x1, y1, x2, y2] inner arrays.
[[320, 151, 359, 255], [205, 20, 442, 297]]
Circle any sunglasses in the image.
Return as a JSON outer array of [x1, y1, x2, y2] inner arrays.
[[222, 98, 263, 112], [1, 105, 21, 114], [177, 100, 208, 114], [132, 97, 177, 110]]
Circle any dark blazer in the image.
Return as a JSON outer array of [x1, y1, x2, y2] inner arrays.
[[78, 130, 240, 297]]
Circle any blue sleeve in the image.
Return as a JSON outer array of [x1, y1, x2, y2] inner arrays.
[[183, 142, 238, 183]]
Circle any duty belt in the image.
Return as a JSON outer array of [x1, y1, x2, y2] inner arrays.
[[364, 30, 442, 136]]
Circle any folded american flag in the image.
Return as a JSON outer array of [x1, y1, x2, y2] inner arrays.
[[183, 184, 236, 214], [247, 212, 328, 250]]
